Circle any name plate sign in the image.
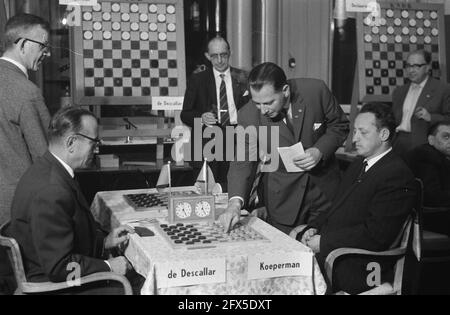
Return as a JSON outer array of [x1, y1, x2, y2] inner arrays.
[[156, 258, 226, 288], [152, 97, 184, 111], [346, 0, 378, 12], [247, 252, 313, 280]]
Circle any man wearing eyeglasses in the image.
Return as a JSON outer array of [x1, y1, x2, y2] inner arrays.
[[392, 49, 450, 158], [0, 14, 52, 227], [6, 107, 144, 294], [181, 36, 250, 192]]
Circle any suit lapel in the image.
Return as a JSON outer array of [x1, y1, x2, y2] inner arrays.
[[416, 77, 436, 111], [230, 67, 243, 110], [395, 84, 410, 119], [290, 89, 306, 142], [206, 69, 217, 112]]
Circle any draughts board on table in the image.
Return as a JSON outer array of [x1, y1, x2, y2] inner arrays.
[[69, 0, 186, 105], [154, 221, 270, 249], [124, 190, 196, 211], [356, 2, 446, 102]]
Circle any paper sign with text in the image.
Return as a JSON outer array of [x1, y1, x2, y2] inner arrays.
[[248, 252, 313, 280], [346, 0, 378, 12], [156, 258, 226, 288], [152, 97, 184, 110]]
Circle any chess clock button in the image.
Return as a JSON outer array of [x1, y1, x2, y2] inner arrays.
[[175, 202, 192, 219], [112, 3, 121, 12], [401, 10, 409, 19], [195, 201, 211, 218], [130, 4, 139, 13], [167, 5, 176, 14], [149, 4, 158, 13], [430, 11, 438, 20], [431, 28, 439, 36], [416, 11, 424, 19], [83, 12, 92, 21]]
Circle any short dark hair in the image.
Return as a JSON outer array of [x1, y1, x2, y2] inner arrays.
[[205, 36, 230, 53], [408, 49, 432, 64], [4, 14, 50, 50], [48, 107, 97, 144], [359, 103, 397, 142], [248, 62, 287, 93], [428, 120, 450, 136]]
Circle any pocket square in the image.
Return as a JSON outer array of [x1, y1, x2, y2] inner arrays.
[[243, 90, 249, 97], [314, 123, 322, 131]]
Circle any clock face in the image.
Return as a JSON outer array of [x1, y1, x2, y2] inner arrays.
[[175, 202, 192, 219], [195, 201, 211, 218]]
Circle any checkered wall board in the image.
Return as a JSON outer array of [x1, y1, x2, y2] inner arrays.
[[70, 0, 186, 105], [356, 2, 446, 103]]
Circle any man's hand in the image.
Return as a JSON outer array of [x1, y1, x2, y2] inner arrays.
[[300, 228, 318, 245], [218, 199, 242, 232], [306, 235, 321, 254], [414, 107, 431, 122], [202, 112, 218, 126], [293, 148, 323, 171], [104, 225, 135, 250], [107, 256, 131, 275], [194, 182, 222, 195]]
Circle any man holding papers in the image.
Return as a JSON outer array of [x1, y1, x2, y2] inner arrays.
[[220, 62, 349, 234]]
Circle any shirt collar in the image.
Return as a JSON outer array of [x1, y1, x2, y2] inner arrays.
[[364, 147, 392, 171], [213, 67, 230, 79], [51, 152, 75, 178], [0, 56, 28, 78], [411, 76, 428, 89]]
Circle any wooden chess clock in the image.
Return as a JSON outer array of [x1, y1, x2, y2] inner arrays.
[[168, 195, 215, 223]]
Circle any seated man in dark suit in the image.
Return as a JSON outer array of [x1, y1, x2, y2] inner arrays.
[[407, 120, 450, 207], [6, 107, 142, 294], [291, 103, 417, 294]]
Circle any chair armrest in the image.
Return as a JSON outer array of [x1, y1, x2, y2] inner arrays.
[[325, 247, 407, 289], [288, 225, 308, 239], [21, 272, 132, 295]]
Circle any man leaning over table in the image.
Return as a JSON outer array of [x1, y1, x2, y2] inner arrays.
[[6, 107, 144, 294]]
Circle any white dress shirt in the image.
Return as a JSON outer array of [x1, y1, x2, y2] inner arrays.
[[0, 56, 28, 78], [213, 68, 238, 125], [397, 77, 428, 132], [364, 147, 392, 172]]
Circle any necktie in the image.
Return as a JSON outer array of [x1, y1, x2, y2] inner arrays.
[[357, 161, 368, 182], [219, 74, 229, 126], [248, 159, 265, 210], [281, 107, 294, 134]]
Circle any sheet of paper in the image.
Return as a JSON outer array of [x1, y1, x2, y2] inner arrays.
[[277, 142, 305, 173]]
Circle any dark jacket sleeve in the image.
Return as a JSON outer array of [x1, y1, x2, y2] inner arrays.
[[181, 74, 204, 128], [314, 81, 349, 161], [318, 171, 416, 258], [30, 185, 110, 282]]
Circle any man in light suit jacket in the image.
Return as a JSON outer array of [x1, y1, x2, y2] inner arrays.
[[181, 36, 249, 192], [392, 49, 450, 157], [0, 14, 52, 226], [219, 62, 349, 234], [293, 103, 417, 294], [7, 107, 141, 294]]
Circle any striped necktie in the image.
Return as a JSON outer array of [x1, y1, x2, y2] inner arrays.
[[248, 158, 266, 210], [219, 74, 229, 126]]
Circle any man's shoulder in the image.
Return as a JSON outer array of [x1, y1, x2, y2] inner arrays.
[[230, 67, 249, 82], [288, 78, 328, 94], [410, 144, 443, 163]]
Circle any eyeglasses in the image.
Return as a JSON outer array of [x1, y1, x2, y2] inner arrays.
[[14, 37, 50, 53], [209, 52, 229, 60], [405, 63, 427, 70], [75, 133, 102, 146]]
